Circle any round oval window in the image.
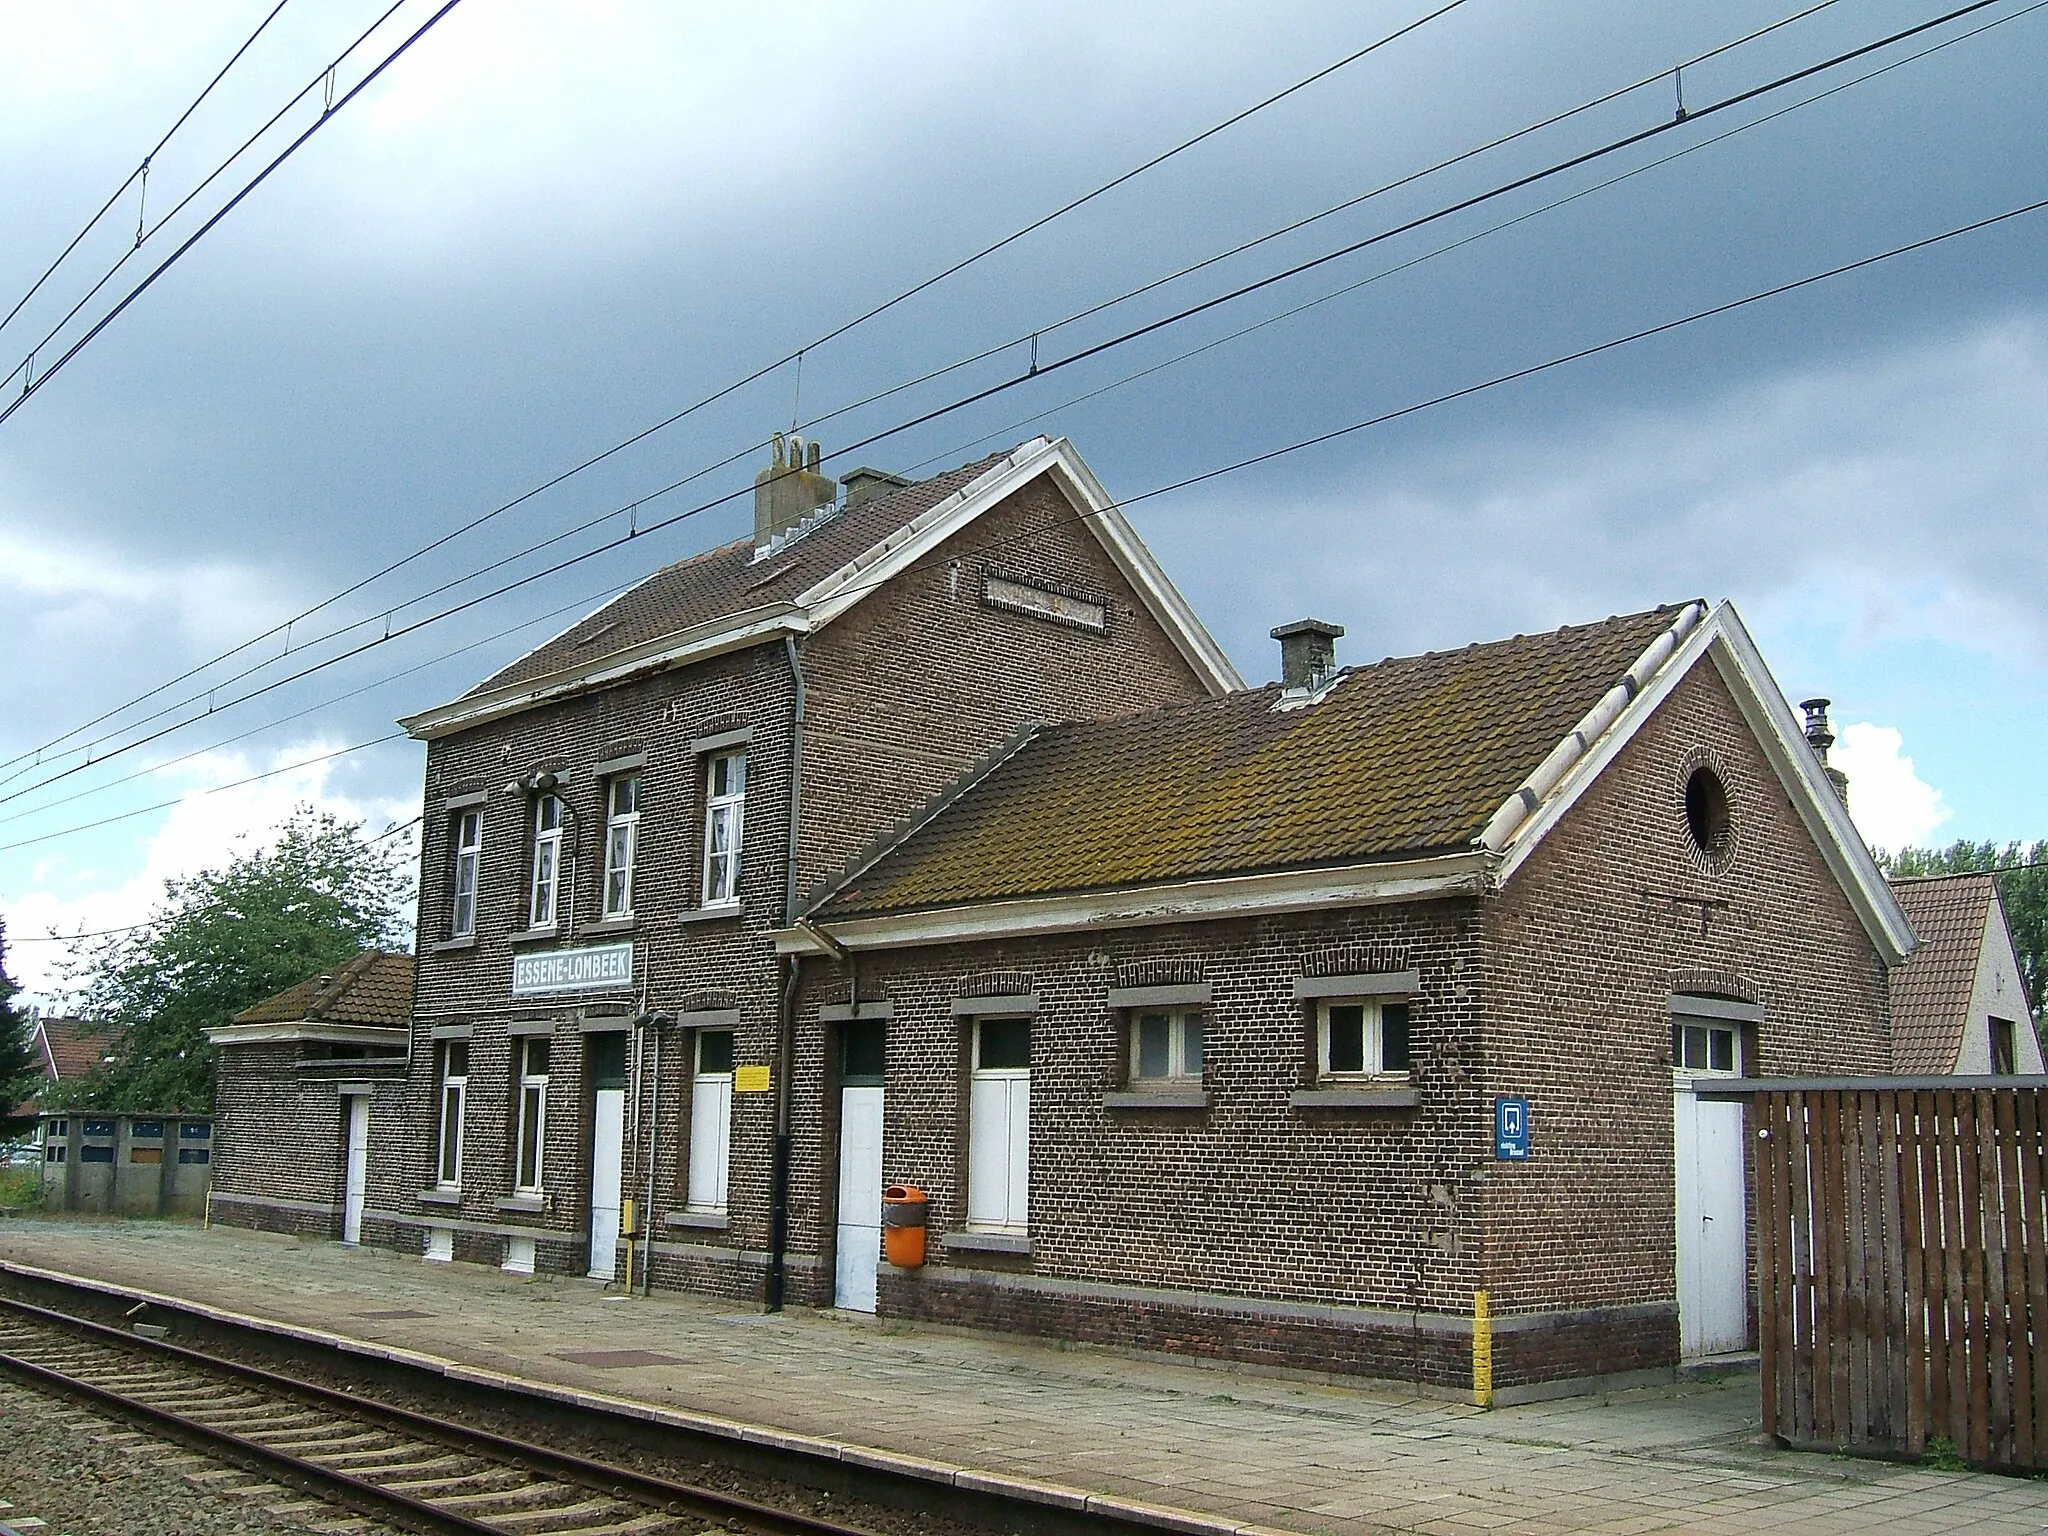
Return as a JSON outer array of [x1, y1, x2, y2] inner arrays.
[[1685, 766, 1732, 859]]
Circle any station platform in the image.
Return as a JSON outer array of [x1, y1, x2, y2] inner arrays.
[[0, 1219, 2043, 1536]]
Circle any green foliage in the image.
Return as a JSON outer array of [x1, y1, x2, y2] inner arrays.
[[52, 807, 413, 1113], [0, 1162, 42, 1213], [1879, 840, 2047, 1025], [0, 922, 40, 1142]]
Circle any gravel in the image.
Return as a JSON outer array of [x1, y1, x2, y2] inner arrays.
[[0, 1375, 388, 1536]]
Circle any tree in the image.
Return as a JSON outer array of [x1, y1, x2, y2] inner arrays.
[[0, 921, 41, 1143], [54, 807, 413, 1113], [1879, 840, 2047, 1027]]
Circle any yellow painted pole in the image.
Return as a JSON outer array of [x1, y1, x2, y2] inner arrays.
[[1472, 1290, 1493, 1408], [621, 1198, 636, 1292]]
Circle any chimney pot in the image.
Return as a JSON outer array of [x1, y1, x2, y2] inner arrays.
[[1270, 618, 1345, 691], [754, 433, 837, 550], [1799, 697, 1851, 805]]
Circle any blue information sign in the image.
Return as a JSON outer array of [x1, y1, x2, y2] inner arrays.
[[1494, 1097, 1530, 1160]]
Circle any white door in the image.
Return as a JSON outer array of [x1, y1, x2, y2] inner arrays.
[[589, 1087, 625, 1279], [835, 1085, 885, 1311], [1675, 1090, 1748, 1356], [967, 1074, 1029, 1229], [341, 1096, 369, 1246]]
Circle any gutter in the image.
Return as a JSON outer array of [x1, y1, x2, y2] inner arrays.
[[767, 635, 806, 1313]]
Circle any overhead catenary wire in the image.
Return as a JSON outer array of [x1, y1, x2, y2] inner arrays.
[[0, 0, 295, 343], [0, 0, 463, 430], [0, 0, 1970, 803], [4, 184, 2045, 858], [0, 0, 2019, 818], [0, 0, 1500, 775], [0, 577, 636, 831], [907, 0, 2048, 476]]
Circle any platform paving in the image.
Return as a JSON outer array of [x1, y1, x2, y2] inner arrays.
[[3, 1219, 2046, 1536]]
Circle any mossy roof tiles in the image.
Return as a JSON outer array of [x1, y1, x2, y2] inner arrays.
[[233, 950, 415, 1028], [822, 604, 1691, 917], [470, 454, 1011, 695]]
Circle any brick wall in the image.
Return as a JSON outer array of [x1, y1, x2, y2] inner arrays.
[[211, 1045, 407, 1240], [390, 470, 1212, 1284], [1479, 661, 1892, 1325]]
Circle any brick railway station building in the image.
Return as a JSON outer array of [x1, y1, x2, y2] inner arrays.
[[209, 434, 1920, 1399]]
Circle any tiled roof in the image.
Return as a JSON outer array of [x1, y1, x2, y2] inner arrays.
[[470, 453, 1013, 695], [33, 1017, 119, 1080], [233, 951, 415, 1029], [819, 604, 1692, 918], [1888, 873, 1998, 1073]]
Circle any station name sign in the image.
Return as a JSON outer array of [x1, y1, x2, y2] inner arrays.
[[511, 942, 634, 998]]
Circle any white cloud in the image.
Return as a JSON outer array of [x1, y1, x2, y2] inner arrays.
[[1, 738, 417, 1005], [1835, 721, 1950, 857]]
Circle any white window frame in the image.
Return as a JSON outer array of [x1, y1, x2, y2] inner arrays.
[[437, 1041, 469, 1189], [528, 794, 564, 929], [601, 775, 640, 919], [1129, 1008, 1203, 1085], [701, 753, 745, 907], [1672, 1021, 1741, 1077], [1316, 997, 1410, 1081], [450, 809, 481, 939], [686, 1030, 735, 1213], [514, 1037, 548, 1194], [967, 1016, 1031, 1233]]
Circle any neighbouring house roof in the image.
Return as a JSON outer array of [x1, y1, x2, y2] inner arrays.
[[1888, 873, 2004, 1074], [818, 604, 1694, 918], [230, 951, 416, 1030], [795, 600, 1913, 966], [399, 437, 1242, 740], [32, 1017, 118, 1081]]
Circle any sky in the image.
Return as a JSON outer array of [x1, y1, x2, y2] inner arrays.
[[2, 0, 2044, 1001]]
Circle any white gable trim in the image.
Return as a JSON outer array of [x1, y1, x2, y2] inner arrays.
[[401, 604, 807, 740], [208, 1022, 411, 1048], [798, 436, 1241, 694], [1487, 600, 1913, 964]]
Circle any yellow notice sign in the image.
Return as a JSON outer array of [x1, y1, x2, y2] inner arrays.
[[734, 1064, 772, 1093]]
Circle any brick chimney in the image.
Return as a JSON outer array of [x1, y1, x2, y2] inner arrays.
[[754, 433, 837, 551], [1800, 697, 1851, 804], [839, 466, 911, 510], [1271, 618, 1344, 691]]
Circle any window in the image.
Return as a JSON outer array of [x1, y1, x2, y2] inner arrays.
[[701, 753, 745, 906], [1130, 1009, 1203, 1084], [1672, 1021, 1739, 1074], [529, 795, 564, 928], [437, 1041, 469, 1188], [514, 1038, 549, 1193], [686, 1030, 734, 1212], [1684, 766, 1733, 860], [1318, 998, 1410, 1079], [968, 1017, 1030, 1232], [450, 809, 481, 938], [1992, 1016, 2018, 1077], [45, 1145, 65, 1163], [602, 775, 641, 919]]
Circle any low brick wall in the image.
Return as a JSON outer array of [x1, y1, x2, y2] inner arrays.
[[880, 1266, 1678, 1393]]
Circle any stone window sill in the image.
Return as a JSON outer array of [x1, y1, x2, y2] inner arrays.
[[1102, 1089, 1209, 1110], [431, 935, 477, 954], [946, 1229, 1031, 1256], [676, 905, 742, 926], [1290, 1086, 1421, 1110], [508, 926, 561, 946], [579, 917, 637, 937], [418, 1188, 461, 1207], [495, 1194, 545, 1215], [665, 1210, 730, 1232]]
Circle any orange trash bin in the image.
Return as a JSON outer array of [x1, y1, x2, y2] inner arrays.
[[882, 1185, 928, 1268]]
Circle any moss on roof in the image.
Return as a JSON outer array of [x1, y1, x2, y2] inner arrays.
[[819, 604, 1693, 918], [232, 951, 415, 1028]]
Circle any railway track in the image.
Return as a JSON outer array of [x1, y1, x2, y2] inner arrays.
[[0, 1292, 885, 1536]]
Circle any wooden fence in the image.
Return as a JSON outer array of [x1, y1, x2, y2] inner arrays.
[[1753, 1086, 2048, 1469]]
